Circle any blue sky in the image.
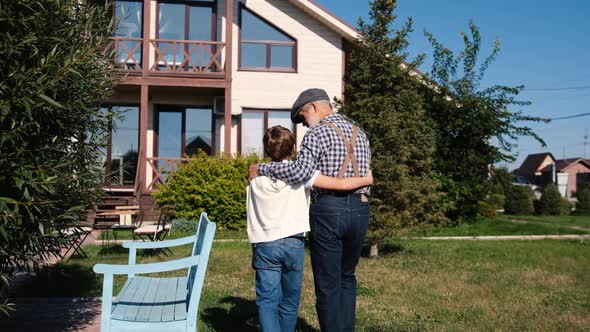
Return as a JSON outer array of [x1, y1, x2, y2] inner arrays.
[[316, 0, 590, 170]]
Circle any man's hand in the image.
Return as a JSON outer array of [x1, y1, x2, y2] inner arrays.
[[248, 164, 259, 183]]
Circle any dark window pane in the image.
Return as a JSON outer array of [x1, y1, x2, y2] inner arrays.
[[270, 45, 293, 68], [189, 6, 212, 41], [115, 1, 143, 38], [158, 112, 182, 158], [110, 106, 139, 185], [241, 43, 266, 67], [185, 108, 213, 155], [158, 3, 185, 40], [241, 8, 293, 42]]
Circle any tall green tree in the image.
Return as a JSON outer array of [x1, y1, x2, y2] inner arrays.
[[0, 0, 117, 313], [422, 21, 548, 221], [338, 0, 449, 256]]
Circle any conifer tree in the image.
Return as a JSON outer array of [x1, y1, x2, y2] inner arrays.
[[338, 0, 449, 256]]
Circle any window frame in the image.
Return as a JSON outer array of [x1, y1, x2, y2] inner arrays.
[[102, 104, 141, 188], [153, 104, 215, 159], [238, 5, 298, 73], [238, 108, 297, 156]]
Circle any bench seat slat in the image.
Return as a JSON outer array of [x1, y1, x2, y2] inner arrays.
[[148, 278, 176, 322], [162, 277, 182, 322], [135, 278, 161, 322], [174, 277, 188, 321], [111, 277, 142, 319], [122, 276, 153, 321]]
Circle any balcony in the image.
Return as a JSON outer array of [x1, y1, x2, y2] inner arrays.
[[105, 37, 227, 80]]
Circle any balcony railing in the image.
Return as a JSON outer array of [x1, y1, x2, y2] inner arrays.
[[106, 37, 226, 77]]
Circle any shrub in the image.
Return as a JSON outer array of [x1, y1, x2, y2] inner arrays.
[[504, 185, 534, 215], [479, 193, 505, 217], [171, 218, 198, 233], [575, 188, 590, 215], [153, 152, 261, 230], [537, 185, 563, 215], [560, 198, 572, 216]]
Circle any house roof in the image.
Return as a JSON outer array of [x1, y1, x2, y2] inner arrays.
[[514, 152, 555, 177], [287, 0, 359, 42], [539, 158, 590, 173]]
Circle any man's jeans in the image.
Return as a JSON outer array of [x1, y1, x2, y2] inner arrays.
[[309, 194, 370, 332], [253, 236, 305, 332]]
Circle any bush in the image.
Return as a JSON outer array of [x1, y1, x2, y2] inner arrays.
[[504, 185, 534, 215], [153, 152, 261, 230], [171, 218, 199, 233], [575, 188, 590, 215], [479, 193, 505, 217], [536, 185, 563, 215], [560, 198, 572, 216]]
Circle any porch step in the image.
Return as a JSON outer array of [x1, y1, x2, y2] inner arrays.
[[89, 191, 137, 229]]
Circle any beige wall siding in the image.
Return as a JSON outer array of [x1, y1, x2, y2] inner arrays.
[[219, 0, 344, 151]]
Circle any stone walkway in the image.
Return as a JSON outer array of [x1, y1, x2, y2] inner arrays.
[[407, 234, 590, 241], [508, 218, 590, 232]]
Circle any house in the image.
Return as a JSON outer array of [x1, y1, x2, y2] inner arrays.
[[513, 152, 556, 186], [99, 0, 360, 219], [538, 158, 590, 198], [514, 153, 590, 198]]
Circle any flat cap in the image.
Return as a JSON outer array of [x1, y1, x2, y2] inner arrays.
[[291, 88, 330, 123]]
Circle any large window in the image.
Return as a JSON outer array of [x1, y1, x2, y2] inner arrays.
[[101, 105, 140, 186], [156, 1, 216, 71], [114, 0, 143, 68], [239, 6, 296, 71], [240, 109, 295, 157], [156, 106, 213, 158]]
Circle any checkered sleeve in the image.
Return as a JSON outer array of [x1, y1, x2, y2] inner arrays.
[[258, 128, 322, 185]]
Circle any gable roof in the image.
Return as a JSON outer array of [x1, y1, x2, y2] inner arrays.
[[287, 0, 359, 42], [515, 152, 555, 178], [539, 158, 590, 173]]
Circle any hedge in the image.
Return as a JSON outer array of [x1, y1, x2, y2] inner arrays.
[[153, 152, 262, 230]]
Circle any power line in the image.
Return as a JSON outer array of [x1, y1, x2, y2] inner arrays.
[[524, 85, 590, 92], [549, 112, 590, 120]]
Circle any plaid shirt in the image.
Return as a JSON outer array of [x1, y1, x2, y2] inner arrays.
[[258, 113, 372, 195]]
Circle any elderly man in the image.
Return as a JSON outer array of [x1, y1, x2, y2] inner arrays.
[[249, 88, 371, 331]]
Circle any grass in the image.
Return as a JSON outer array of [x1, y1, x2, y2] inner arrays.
[[409, 217, 590, 237], [12, 239, 590, 331], [98, 228, 248, 241], [504, 214, 590, 229]]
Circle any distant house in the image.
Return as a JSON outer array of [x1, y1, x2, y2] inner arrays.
[[513, 152, 556, 186], [514, 153, 590, 198], [539, 158, 590, 198]]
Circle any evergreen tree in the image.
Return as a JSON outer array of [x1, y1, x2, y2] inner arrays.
[[0, 0, 117, 313], [505, 185, 534, 215], [338, 0, 449, 256], [423, 22, 548, 220], [575, 189, 590, 215], [537, 184, 563, 215]]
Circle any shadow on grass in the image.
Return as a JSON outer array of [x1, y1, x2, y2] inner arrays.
[[201, 296, 319, 332], [12, 263, 100, 298]]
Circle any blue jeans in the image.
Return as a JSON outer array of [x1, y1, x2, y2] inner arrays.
[[309, 194, 370, 332], [253, 236, 305, 332]]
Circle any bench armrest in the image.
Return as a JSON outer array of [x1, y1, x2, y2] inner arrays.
[[93, 255, 200, 275], [122, 235, 197, 249]]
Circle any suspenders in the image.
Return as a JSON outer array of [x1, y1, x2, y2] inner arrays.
[[322, 120, 360, 178]]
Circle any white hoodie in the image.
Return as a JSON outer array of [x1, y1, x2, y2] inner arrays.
[[246, 165, 317, 244]]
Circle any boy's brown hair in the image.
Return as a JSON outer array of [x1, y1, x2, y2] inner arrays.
[[263, 126, 295, 162]]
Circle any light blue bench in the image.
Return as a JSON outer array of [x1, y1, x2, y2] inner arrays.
[[93, 212, 216, 332]]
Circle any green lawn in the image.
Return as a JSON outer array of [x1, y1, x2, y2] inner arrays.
[[409, 217, 590, 237], [12, 239, 590, 331], [504, 214, 590, 229]]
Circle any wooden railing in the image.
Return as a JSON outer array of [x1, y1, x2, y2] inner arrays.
[[145, 157, 191, 191], [149, 39, 226, 75], [105, 37, 226, 76], [104, 37, 143, 72]]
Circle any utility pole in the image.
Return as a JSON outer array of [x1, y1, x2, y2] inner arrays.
[[584, 128, 588, 158]]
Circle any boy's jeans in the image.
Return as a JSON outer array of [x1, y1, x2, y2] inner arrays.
[[253, 236, 305, 332]]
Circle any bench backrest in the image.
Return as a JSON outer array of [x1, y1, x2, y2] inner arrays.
[[186, 212, 216, 330]]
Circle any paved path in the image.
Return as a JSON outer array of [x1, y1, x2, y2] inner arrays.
[[406, 234, 590, 241], [508, 218, 590, 232]]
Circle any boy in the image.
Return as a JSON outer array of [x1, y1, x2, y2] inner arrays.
[[247, 125, 372, 332]]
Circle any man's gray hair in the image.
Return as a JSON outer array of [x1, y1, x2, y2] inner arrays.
[[301, 99, 332, 112]]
